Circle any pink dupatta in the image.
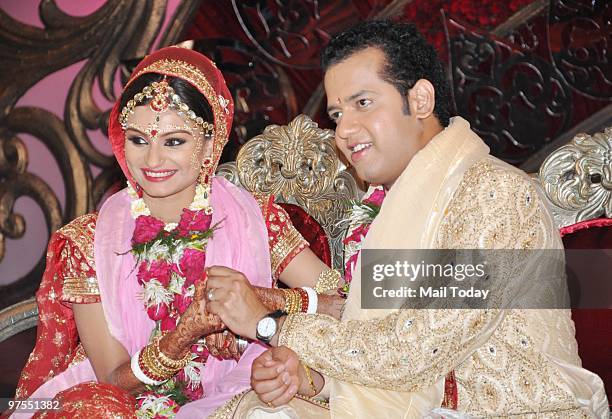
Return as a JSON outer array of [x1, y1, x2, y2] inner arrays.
[[17, 177, 272, 419], [96, 176, 272, 417]]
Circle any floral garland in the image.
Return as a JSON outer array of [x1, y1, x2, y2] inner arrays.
[[128, 182, 217, 418], [341, 187, 386, 293]]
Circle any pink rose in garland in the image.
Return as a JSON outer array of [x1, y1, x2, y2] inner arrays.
[[173, 292, 191, 315], [182, 383, 204, 402], [137, 261, 150, 286], [132, 215, 165, 244], [160, 315, 178, 333], [343, 223, 369, 245], [342, 187, 387, 292], [364, 188, 385, 206], [343, 251, 360, 284], [151, 260, 174, 286], [179, 248, 206, 288], [137, 260, 173, 287], [177, 209, 213, 237], [147, 303, 169, 321]]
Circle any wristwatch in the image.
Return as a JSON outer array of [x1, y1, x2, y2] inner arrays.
[[256, 310, 285, 345]]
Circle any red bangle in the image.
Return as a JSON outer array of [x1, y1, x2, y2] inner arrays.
[[138, 351, 166, 382], [295, 288, 309, 313], [138, 348, 167, 381]]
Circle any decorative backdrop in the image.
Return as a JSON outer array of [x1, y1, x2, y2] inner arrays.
[[0, 0, 610, 309]]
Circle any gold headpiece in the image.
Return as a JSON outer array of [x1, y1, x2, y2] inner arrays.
[[119, 79, 214, 139]]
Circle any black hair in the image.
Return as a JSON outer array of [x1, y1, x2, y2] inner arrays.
[[321, 20, 451, 127], [118, 73, 214, 124]]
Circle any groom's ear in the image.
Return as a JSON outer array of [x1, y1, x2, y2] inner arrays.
[[408, 79, 436, 120]]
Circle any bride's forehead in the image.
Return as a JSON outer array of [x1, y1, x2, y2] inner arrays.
[[126, 106, 187, 125]]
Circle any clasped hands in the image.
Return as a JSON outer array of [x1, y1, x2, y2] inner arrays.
[[203, 266, 324, 406], [204, 266, 269, 340], [251, 346, 321, 406], [178, 265, 270, 360], [177, 269, 251, 361]]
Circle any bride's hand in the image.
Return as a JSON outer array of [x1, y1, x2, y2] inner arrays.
[[179, 279, 225, 341], [317, 293, 345, 320], [205, 331, 240, 361]]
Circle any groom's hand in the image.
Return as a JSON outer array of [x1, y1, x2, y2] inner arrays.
[[251, 347, 300, 407], [205, 266, 268, 339]]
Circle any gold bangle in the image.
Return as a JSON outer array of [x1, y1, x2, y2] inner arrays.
[[282, 289, 293, 313], [314, 268, 342, 294], [140, 335, 186, 380], [142, 344, 174, 380], [154, 339, 190, 371], [302, 362, 317, 397], [283, 289, 302, 314]]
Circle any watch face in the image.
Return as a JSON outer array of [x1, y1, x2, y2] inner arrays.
[[257, 316, 276, 338]]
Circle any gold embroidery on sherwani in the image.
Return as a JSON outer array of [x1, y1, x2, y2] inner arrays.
[[435, 159, 586, 417], [278, 159, 596, 417], [58, 213, 100, 303]]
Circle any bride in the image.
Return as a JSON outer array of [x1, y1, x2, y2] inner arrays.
[[14, 46, 342, 418]]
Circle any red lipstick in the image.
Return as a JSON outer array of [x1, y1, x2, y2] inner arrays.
[[141, 168, 177, 182]]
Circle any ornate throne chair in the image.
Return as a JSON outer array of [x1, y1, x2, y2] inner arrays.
[[536, 126, 612, 400], [0, 114, 359, 398]]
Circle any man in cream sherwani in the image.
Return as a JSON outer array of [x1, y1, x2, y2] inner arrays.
[[207, 20, 609, 418]]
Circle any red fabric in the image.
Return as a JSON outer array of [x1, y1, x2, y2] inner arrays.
[[442, 371, 458, 410], [279, 203, 332, 268], [262, 199, 310, 278], [561, 218, 612, 400], [403, 0, 535, 55], [108, 46, 235, 190], [32, 382, 136, 418], [560, 218, 612, 244], [15, 235, 82, 399]]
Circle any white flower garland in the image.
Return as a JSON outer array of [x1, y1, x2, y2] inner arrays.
[[127, 181, 212, 227], [136, 394, 177, 418]]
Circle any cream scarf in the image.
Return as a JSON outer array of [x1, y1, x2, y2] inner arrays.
[[332, 117, 490, 418]]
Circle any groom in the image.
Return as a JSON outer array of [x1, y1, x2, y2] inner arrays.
[[206, 20, 608, 417]]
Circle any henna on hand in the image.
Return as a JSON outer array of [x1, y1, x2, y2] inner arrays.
[[254, 286, 346, 319], [225, 333, 240, 360], [254, 287, 286, 311], [205, 331, 241, 361], [162, 280, 225, 359], [205, 334, 221, 358], [317, 294, 346, 320]]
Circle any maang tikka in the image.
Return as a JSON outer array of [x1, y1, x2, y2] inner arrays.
[[120, 77, 215, 140]]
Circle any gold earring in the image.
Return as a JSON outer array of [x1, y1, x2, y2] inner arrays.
[[198, 157, 213, 186]]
